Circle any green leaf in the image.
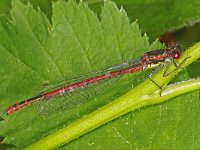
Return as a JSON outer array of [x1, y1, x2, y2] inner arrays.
[[0, 0, 199, 150], [25, 42, 200, 149], [0, 0, 155, 148], [84, 0, 200, 39]]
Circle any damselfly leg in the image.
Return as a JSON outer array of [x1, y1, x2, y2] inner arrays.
[[148, 53, 191, 96], [163, 56, 191, 77]]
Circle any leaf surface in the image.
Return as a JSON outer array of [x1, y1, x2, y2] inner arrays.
[[0, 0, 199, 149]]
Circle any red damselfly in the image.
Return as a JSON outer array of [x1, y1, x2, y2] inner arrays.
[[5, 42, 184, 115]]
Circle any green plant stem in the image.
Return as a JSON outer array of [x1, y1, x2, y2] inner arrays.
[[141, 41, 200, 95], [25, 42, 200, 150]]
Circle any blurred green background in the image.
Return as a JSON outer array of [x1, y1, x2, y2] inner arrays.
[[0, 0, 199, 77]]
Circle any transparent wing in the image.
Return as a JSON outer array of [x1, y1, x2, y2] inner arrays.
[[37, 57, 141, 94], [37, 75, 124, 115]]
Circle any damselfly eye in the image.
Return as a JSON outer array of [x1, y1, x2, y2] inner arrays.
[[173, 51, 181, 59], [168, 42, 181, 52]]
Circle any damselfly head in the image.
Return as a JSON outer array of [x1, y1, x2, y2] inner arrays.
[[168, 41, 181, 51], [168, 41, 181, 59]]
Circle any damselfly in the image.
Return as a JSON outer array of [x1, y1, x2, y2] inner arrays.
[[5, 42, 184, 115]]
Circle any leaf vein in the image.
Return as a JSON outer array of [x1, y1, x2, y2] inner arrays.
[[173, 99, 181, 150], [108, 5, 123, 61], [0, 41, 47, 81], [20, 10, 64, 79], [112, 124, 134, 148], [148, 105, 162, 150], [63, 10, 93, 71]]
